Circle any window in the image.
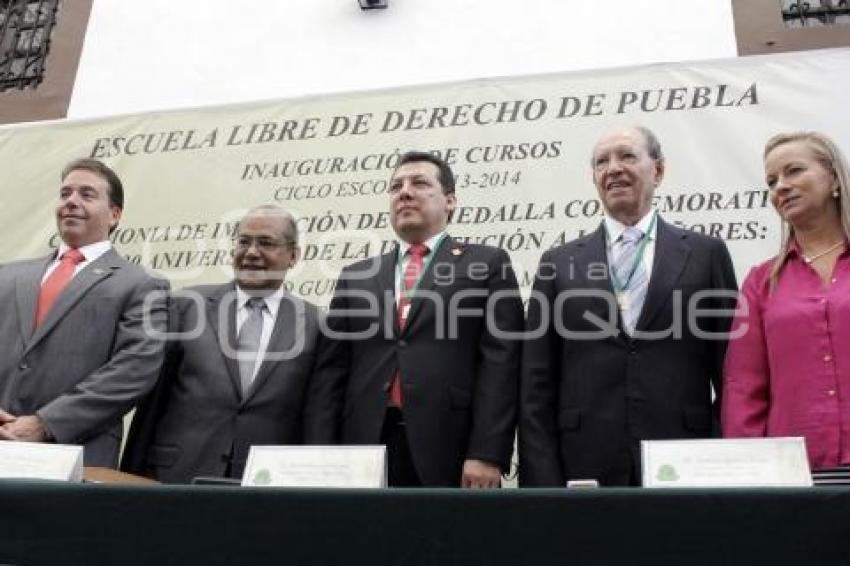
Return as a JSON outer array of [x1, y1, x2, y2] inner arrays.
[[0, 0, 60, 91], [781, 0, 850, 28]]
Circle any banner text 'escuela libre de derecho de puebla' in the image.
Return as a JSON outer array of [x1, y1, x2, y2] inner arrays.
[[1, 48, 848, 306]]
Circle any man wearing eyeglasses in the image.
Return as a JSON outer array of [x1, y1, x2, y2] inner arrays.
[[122, 205, 334, 483]]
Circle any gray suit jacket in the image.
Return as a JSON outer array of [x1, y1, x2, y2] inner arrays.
[[121, 283, 336, 483], [0, 248, 169, 467]]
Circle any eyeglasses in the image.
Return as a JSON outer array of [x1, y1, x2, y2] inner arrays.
[[233, 236, 292, 252]]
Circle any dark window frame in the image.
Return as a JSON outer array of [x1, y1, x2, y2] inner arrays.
[[0, 0, 60, 92], [780, 0, 850, 27]]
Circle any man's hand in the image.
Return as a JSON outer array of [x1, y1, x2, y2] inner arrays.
[[0, 409, 17, 440], [461, 459, 502, 489], [0, 414, 48, 442]]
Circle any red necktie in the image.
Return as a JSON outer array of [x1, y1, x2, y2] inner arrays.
[[389, 243, 428, 407], [34, 248, 85, 328]]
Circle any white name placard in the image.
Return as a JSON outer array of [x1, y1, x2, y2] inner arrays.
[[242, 445, 386, 488], [0, 442, 84, 482], [641, 437, 812, 488]]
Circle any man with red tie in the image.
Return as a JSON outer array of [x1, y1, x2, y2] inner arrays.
[[323, 151, 523, 487], [0, 158, 168, 467]]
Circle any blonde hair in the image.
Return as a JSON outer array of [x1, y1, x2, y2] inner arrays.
[[764, 131, 850, 290]]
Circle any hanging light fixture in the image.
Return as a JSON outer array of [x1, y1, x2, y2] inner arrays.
[[358, 0, 388, 10]]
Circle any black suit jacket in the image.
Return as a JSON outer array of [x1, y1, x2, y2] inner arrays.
[[121, 283, 335, 483], [323, 236, 524, 486], [519, 218, 738, 486]]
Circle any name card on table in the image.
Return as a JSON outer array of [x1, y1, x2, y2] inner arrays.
[[242, 445, 386, 488], [0, 442, 83, 482], [641, 437, 812, 488]]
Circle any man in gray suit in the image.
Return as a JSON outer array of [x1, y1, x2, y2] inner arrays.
[[122, 205, 335, 483], [0, 158, 169, 467]]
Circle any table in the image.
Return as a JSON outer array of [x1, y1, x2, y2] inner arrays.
[[1, 482, 848, 566]]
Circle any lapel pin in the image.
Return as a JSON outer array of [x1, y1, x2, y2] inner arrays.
[[450, 247, 463, 256]]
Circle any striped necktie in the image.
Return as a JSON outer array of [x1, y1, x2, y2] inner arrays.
[[612, 227, 648, 334]]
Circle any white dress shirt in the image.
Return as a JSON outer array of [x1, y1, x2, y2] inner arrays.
[[41, 240, 113, 283], [394, 230, 447, 303]]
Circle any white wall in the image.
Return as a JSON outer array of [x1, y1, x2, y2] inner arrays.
[[67, 0, 737, 119]]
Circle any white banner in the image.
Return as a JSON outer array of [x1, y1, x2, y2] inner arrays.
[[2, 48, 848, 303]]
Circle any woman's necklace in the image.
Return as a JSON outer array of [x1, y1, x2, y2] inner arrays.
[[802, 241, 844, 264]]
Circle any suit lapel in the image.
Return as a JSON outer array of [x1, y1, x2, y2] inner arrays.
[[242, 293, 300, 403], [574, 224, 617, 296], [206, 282, 243, 400], [635, 218, 690, 332], [402, 235, 457, 333], [574, 224, 627, 338], [15, 255, 52, 345], [374, 250, 400, 337], [26, 250, 121, 352]]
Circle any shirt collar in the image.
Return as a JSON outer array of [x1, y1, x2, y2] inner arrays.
[[56, 239, 112, 262], [398, 230, 446, 258], [604, 208, 657, 245], [235, 285, 286, 318], [787, 238, 802, 259]]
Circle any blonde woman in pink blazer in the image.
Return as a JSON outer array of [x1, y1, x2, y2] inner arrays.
[[722, 132, 850, 470]]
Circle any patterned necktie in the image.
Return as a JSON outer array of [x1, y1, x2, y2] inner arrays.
[[613, 226, 648, 334], [237, 297, 266, 395], [34, 248, 85, 328], [389, 243, 429, 407]]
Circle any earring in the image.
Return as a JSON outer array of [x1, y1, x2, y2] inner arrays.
[[834, 190, 840, 199]]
